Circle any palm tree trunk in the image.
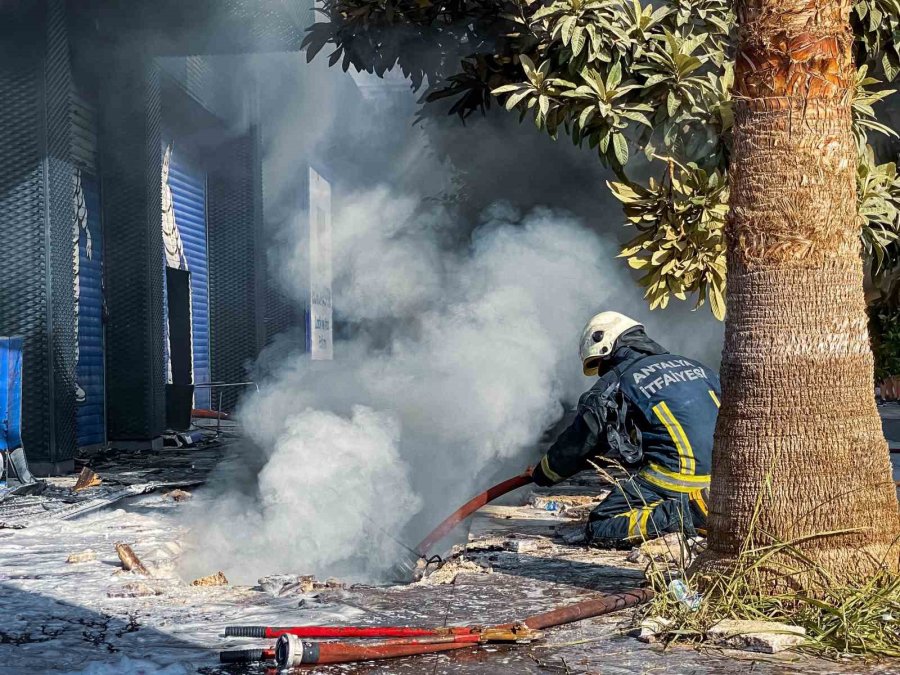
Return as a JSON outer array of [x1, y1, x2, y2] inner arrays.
[[703, 0, 900, 587]]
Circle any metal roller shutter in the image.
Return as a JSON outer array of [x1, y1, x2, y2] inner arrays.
[[72, 87, 106, 448], [74, 171, 106, 447], [167, 154, 210, 409]]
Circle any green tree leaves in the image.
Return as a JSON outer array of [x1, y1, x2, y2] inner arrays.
[[858, 145, 900, 274], [304, 0, 900, 319], [611, 160, 727, 319]]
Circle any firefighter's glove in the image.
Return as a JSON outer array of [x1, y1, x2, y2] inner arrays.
[[531, 458, 557, 487]]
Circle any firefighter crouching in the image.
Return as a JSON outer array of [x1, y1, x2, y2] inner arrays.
[[532, 311, 721, 547]]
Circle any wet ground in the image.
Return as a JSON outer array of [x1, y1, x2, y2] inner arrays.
[[0, 415, 898, 675]]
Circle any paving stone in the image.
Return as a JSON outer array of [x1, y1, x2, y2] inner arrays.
[[707, 619, 807, 653]]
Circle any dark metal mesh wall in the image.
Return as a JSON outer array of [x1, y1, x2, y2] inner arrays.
[[99, 54, 166, 440], [45, 0, 77, 466], [264, 270, 303, 348], [0, 1, 76, 469], [208, 127, 265, 411], [0, 14, 50, 463]]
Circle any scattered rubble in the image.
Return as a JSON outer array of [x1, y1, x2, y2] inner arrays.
[[256, 574, 345, 596], [632, 616, 674, 643], [258, 574, 307, 595], [530, 493, 602, 520], [625, 532, 706, 566], [530, 494, 599, 510], [163, 489, 192, 502], [554, 523, 587, 545], [107, 581, 161, 598], [191, 571, 229, 587], [72, 467, 102, 493], [504, 536, 551, 553], [115, 543, 150, 575], [466, 536, 506, 551], [65, 549, 96, 564], [417, 556, 492, 585], [706, 619, 807, 654], [466, 535, 552, 554]]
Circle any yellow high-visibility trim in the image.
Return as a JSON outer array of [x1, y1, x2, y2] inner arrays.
[[628, 509, 641, 537], [639, 463, 710, 494], [539, 455, 564, 484], [691, 489, 709, 516], [646, 462, 710, 484], [614, 501, 664, 540], [638, 500, 663, 536], [708, 390, 720, 408], [653, 401, 695, 474], [611, 509, 641, 537]]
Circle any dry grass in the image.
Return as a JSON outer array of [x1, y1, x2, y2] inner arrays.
[[589, 460, 900, 660], [636, 482, 900, 660], [641, 544, 900, 659]]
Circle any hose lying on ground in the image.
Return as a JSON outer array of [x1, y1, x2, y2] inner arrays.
[[220, 588, 654, 666]]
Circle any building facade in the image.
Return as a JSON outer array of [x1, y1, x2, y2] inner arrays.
[[0, 0, 319, 474]]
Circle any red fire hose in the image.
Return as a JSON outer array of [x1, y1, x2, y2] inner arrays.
[[413, 468, 534, 556], [221, 588, 654, 666], [218, 471, 655, 666], [225, 625, 484, 640], [192, 408, 231, 420], [521, 587, 654, 630], [275, 634, 481, 666]]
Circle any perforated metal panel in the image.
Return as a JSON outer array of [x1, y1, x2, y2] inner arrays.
[[100, 56, 166, 442], [44, 0, 78, 468], [208, 129, 264, 412], [0, 24, 48, 461], [0, 1, 77, 471], [70, 91, 97, 173], [167, 154, 210, 408]]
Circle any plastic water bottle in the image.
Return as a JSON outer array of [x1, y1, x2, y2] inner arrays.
[[668, 579, 701, 611]]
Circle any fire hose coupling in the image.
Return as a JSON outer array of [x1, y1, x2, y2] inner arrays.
[[479, 623, 542, 643], [431, 623, 541, 642], [276, 634, 318, 668]]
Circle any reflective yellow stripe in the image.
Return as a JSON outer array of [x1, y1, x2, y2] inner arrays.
[[613, 501, 665, 539], [638, 500, 663, 536], [539, 455, 564, 484], [708, 390, 720, 408], [628, 509, 640, 537], [691, 489, 709, 516], [639, 463, 710, 493], [612, 509, 640, 537], [645, 462, 710, 485], [652, 401, 695, 474]]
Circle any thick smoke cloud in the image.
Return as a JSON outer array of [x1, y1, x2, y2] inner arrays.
[[179, 57, 724, 584]]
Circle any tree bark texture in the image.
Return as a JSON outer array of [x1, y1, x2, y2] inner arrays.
[[705, 0, 900, 586]]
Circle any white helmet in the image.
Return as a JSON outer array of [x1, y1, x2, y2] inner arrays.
[[579, 311, 643, 376]]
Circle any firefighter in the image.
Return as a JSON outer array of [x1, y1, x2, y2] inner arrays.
[[532, 311, 720, 547]]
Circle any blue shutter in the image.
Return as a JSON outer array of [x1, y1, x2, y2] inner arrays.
[[76, 172, 106, 447], [168, 156, 211, 409], [0, 336, 24, 452]]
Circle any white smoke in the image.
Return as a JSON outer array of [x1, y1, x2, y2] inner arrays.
[[177, 57, 723, 584], [180, 186, 722, 584]]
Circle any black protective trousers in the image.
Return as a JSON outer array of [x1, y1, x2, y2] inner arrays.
[[585, 475, 708, 547]]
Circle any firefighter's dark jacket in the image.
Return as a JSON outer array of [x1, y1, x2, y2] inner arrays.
[[533, 338, 721, 487]]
